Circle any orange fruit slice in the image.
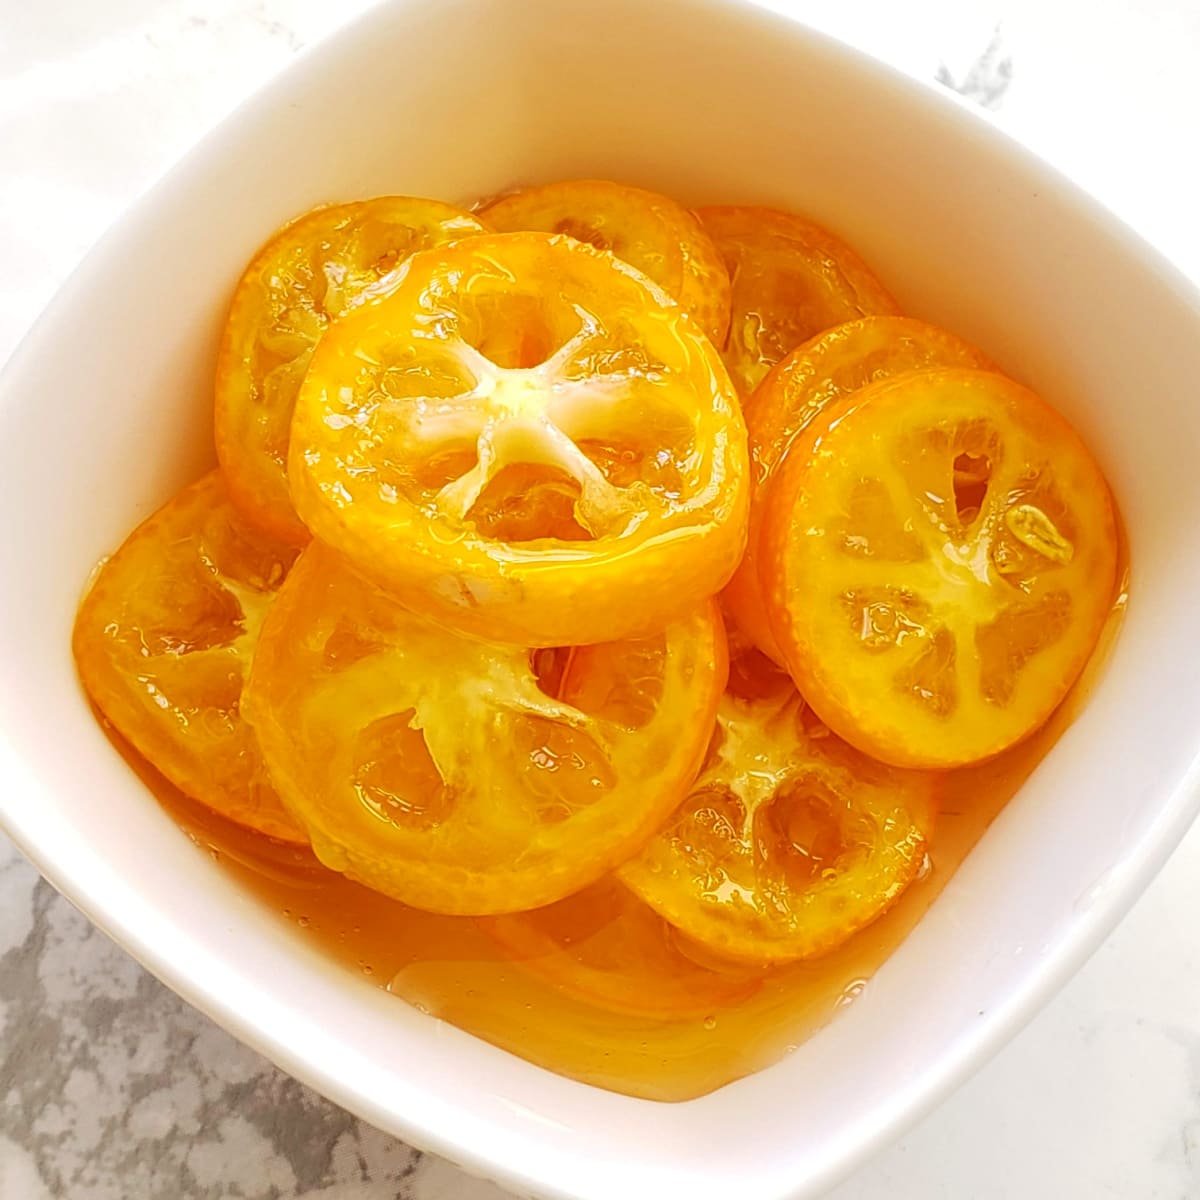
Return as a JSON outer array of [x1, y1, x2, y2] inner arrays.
[[481, 179, 731, 344], [698, 206, 900, 397], [621, 637, 936, 965], [288, 231, 749, 645], [215, 196, 488, 544], [480, 876, 763, 1018], [725, 316, 996, 663], [243, 542, 728, 914], [762, 368, 1120, 767], [73, 471, 304, 842]]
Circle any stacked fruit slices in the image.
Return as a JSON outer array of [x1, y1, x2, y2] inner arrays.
[[73, 179, 1120, 1017]]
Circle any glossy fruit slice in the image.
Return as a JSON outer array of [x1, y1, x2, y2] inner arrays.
[[73, 471, 304, 842], [243, 542, 727, 914], [762, 368, 1120, 768], [724, 316, 996, 663], [215, 196, 488, 544], [698, 206, 900, 397], [288, 231, 749, 645], [481, 179, 731, 344], [621, 638, 936, 965], [480, 876, 763, 1019]]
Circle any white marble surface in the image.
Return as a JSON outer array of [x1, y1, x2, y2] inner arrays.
[[2, 2, 1200, 1197]]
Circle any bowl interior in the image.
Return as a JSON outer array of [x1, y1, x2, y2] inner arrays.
[[2, 2, 1200, 1198]]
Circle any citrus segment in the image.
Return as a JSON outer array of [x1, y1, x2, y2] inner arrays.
[[725, 316, 996, 662], [762, 368, 1119, 767], [698, 206, 900, 397], [243, 543, 728, 913], [288, 231, 748, 645], [73, 471, 304, 842], [482, 179, 731, 344], [621, 638, 936, 964], [480, 876, 763, 1018], [215, 196, 488, 543]]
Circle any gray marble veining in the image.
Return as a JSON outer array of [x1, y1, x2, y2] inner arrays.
[[0, 838, 447, 1198]]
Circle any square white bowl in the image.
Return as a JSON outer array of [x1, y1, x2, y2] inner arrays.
[[2, 1, 1199, 1197]]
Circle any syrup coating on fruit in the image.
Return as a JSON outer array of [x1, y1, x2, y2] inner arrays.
[[289, 231, 749, 646], [763, 369, 1119, 767], [482, 178, 732, 345], [622, 638, 936, 964], [216, 196, 488, 543], [73, 471, 303, 841]]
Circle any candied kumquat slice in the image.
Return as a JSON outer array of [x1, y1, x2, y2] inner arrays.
[[215, 196, 488, 544], [242, 543, 727, 914], [481, 179, 731, 345], [762, 369, 1120, 768], [288, 232, 748, 646], [480, 875, 763, 1019], [698, 206, 900, 398], [72, 471, 304, 842], [621, 638, 936, 965], [725, 316, 996, 663]]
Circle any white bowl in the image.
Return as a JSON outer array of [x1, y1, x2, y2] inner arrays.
[[2, 1, 1199, 1197]]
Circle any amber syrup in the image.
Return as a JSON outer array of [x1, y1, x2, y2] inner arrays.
[[99, 556, 1127, 1102]]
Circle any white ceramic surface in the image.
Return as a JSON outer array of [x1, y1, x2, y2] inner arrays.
[[1, 2, 1199, 1199]]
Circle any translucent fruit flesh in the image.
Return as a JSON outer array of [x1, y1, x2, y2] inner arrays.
[[697, 206, 900, 398], [288, 231, 749, 646], [242, 542, 728, 914], [481, 178, 732, 346], [480, 875, 764, 1018], [214, 196, 489, 544], [621, 638, 937, 964], [724, 316, 996, 663], [72, 471, 304, 841], [762, 368, 1120, 768], [71, 175, 1130, 1100]]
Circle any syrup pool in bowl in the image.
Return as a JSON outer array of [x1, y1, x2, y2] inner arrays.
[[73, 170, 1130, 1104], [98, 559, 1124, 1103]]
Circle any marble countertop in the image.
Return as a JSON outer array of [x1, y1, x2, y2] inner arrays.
[[3, 2, 1200, 1197]]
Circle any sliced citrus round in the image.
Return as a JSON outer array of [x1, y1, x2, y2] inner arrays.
[[243, 542, 727, 914], [479, 876, 763, 1019], [215, 196, 488, 544], [481, 179, 731, 344], [725, 316, 996, 663], [288, 231, 748, 646], [72, 471, 304, 842], [697, 205, 900, 398], [621, 637, 936, 965], [762, 368, 1120, 768]]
